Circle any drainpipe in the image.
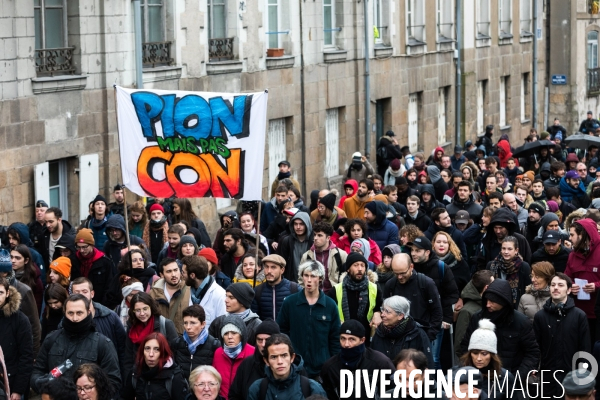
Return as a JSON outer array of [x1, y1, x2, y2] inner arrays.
[[133, 0, 143, 89], [363, 0, 371, 158], [532, 0, 538, 129], [299, 0, 307, 197], [455, 0, 462, 145]]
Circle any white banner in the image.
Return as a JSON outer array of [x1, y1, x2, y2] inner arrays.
[[115, 86, 268, 200]]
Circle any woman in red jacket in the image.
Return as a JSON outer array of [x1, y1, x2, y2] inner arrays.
[[211, 315, 255, 399]]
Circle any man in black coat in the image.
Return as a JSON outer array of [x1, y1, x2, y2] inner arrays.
[[384, 253, 442, 341], [458, 279, 540, 379], [446, 181, 483, 223], [534, 273, 590, 398], [320, 320, 394, 400], [530, 231, 572, 273], [424, 208, 468, 256], [376, 131, 403, 176], [72, 229, 114, 307]]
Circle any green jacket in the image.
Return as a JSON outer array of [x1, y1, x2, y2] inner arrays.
[[277, 289, 341, 376], [454, 281, 483, 351]]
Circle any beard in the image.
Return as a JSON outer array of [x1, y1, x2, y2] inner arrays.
[[227, 244, 239, 255]]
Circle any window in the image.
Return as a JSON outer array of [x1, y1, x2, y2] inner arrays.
[[208, 0, 226, 39], [408, 93, 419, 153], [520, 0, 533, 37], [476, 0, 490, 38], [477, 80, 487, 135], [141, 0, 166, 43], [588, 31, 600, 94], [373, 0, 384, 44], [323, 0, 335, 47], [268, 119, 287, 185], [437, 0, 454, 41], [521, 73, 530, 121], [500, 76, 508, 127], [406, 0, 425, 44], [325, 109, 339, 178], [35, 159, 70, 217], [267, 0, 280, 48], [34, 0, 74, 75], [438, 88, 449, 145], [499, 0, 512, 39]]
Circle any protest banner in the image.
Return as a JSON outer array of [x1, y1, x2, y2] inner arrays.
[[115, 86, 268, 200]]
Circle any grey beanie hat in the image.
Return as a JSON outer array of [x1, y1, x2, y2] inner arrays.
[[220, 314, 248, 345], [468, 319, 497, 354], [179, 235, 199, 254]]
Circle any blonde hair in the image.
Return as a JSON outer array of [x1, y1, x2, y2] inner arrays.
[[189, 365, 222, 388], [432, 231, 462, 261]]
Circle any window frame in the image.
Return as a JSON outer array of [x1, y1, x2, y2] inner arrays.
[[34, 0, 68, 50], [267, 0, 281, 49], [141, 0, 167, 43], [323, 0, 336, 48], [476, 0, 491, 39], [436, 0, 454, 42], [588, 31, 599, 69], [49, 159, 69, 217], [499, 0, 513, 39], [520, 0, 533, 37], [325, 108, 340, 178], [500, 76, 508, 127], [406, 0, 425, 45], [373, 0, 384, 45], [208, 0, 227, 39]]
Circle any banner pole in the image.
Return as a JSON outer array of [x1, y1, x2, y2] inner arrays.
[[114, 86, 133, 277], [253, 200, 262, 287]]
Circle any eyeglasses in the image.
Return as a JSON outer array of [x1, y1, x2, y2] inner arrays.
[[380, 307, 396, 315], [76, 385, 96, 393], [76, 244, 90, 250], [393, 269, 410, 276], [194, 382, 219, 389], [134, 306, 150, 315], [577, 168, 587, 172]]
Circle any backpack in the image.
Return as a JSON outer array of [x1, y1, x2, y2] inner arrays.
[[132, 370, 176, 396], [258, 375, 312, 399], [376, 145, 389, 166]]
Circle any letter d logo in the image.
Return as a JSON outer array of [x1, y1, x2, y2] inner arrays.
[[572, 351, 598, 386]]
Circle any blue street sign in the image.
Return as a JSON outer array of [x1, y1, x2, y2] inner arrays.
[[552, 75, 567, 85]]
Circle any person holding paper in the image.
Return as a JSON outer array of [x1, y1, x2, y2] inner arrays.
[[565, 218, 600, 345]]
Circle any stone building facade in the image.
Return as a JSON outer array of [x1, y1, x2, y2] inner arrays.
[[0, 0, 547, 236]]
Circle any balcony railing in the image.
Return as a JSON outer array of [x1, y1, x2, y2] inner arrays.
[[142, 41, 174, 68], [35, 47, 76, 76], [588, 68, 600, 95], [209, 37, 235, 61]]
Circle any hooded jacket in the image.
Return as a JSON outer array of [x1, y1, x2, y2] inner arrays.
[[248, 360, 326, 400], [419, 184, 446, 215], [0, 287, 33, 396], [102, 214, 144, 271], [277, 212, 314, 282], [446, 193, 484, 223], [209, 311, 262, 347], [565, 218, 600, 318], [149, 278, 192, 335], [367, 201, 400, 251], [427, 165, 449, 202], [530, 244, 571, 274], [533, 297, 590, 398], [496, 140, 518, 168], [458, 280, 540, 378], [477, 208, 532, 269], [343, 192, 373, 220], [454, 281, 483, 351], [338, 179, 358, 209], [412, 254, 459, 323], [212, 315, 256, 399], [560, 176, 591, 208], [8, 223, 46, 279]]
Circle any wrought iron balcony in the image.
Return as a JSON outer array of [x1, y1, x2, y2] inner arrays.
[[588, 68, 600, 96], [142, 41, 174, 68], [209, 37, 235, 61], [35, 47, 76, 76]]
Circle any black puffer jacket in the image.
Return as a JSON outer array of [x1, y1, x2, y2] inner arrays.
[[72, 252, 115, 307], [0, 287, 33, 396], [412, 254, 459, 323], [172, 333, 220, 380], [102, 214, 145, 273], [533, 297, 590, 398], [371, 317, 434, 368], [459, 279, 540, 378], [122, 362, 189, 400], [446, 193, 483, 223]]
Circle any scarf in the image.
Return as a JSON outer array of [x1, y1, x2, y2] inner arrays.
[[488, 254, 523, 305], [91, 216, 108, 230], [527, 285, 550, 299], [321, 210, 338, 226], [437, 252, 458, 269], [559, 178, 586, 203], [62, 312, 94, 335], [129, 315, 156, 344], [183, 328, 209, 354], [166, 246, 178, 259], [149, 216, 168, 230], [376, 316, 410, 339], [232, 308, 251, 321], [387, 167, 403, 178], [341, 274, 370, 321], [277, 171, 291, 180], [78, 247, 104, 278], [190, 276, 214, 305], [339, 344, 365, 369], [224, 342, 243, 359]]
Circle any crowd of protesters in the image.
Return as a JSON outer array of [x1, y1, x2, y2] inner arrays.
[[3, 118, 600, 400]]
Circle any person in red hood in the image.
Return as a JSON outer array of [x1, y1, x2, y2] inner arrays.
[[426, 146, 445, 168], [338, 179, 358, 208], [73, 228, 115, 306], [565, 218, 600, 344], [496, 139, 519, 169]]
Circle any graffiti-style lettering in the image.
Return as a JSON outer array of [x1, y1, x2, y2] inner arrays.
[[130, 92, 253, 140], [136, 147, 243, 198]]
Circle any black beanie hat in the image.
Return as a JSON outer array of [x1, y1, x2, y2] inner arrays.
[[528, 202, 545, 217], [226, 282, 255, 309], [345, 252, 368, 270], [93, 194, 107, 206], [340, 319, 366, 338], [254, 318, 281, 336], [320, 193, 337, 211]]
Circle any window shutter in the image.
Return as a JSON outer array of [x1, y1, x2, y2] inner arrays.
[[408, 94, 418, 153], [79, 154, 99, 222], [477, 82, 484, 135], [499, 78, 506, 127], [34, 162, 50, 206], [325, 109, 339, 178], [438, 89, 446, 145], [268, 118, 287, 186]]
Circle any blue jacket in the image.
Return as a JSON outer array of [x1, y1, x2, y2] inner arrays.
[[366, 201, 399, 251], [84, 214, 111, 250], [214, 271, 232, 290], [247, 362, 326, 400], [260, 198, 279, 232], [9, 222, 46, 284], [277, 289, 341, 377], [251, 278, 299, 321]]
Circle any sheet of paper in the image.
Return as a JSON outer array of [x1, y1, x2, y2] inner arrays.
[[575, 278, 591, 300]]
